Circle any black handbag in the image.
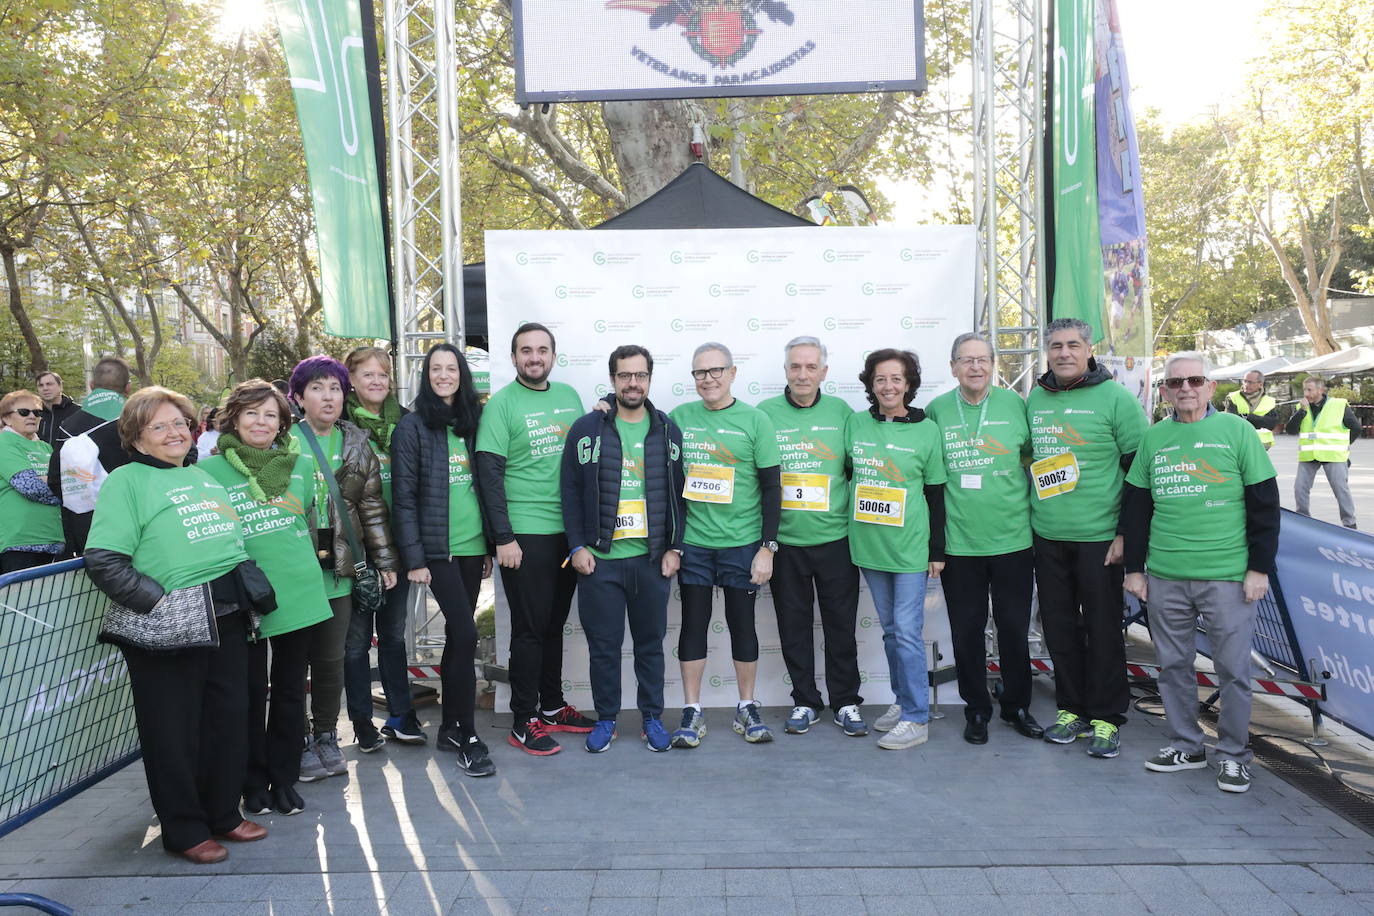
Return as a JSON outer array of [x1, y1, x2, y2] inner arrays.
[[100, 582, 218, 651], [298, 423, 385, 617]]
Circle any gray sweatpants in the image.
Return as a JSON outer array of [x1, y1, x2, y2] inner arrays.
[[1295, 459, 1357, 528], [1147, 576, 1258, 765]]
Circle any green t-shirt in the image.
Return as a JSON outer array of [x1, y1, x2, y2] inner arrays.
[[446, 431, 486, 557], [290, 423, 351, 599], [1125, 410, 1276, 582], [925, 387, 1033, 557], [1026, 379, 1147, 542], [80, 388, 125, 421], [756, 393, 854, 548], [668, 399, 781, 549], [86, 462, 248, 592], [591, 415, 650, 560], [475, 380, 582, 535], [0, 432, 62, 551], [198, 455, 333, 637], [845, 411, 948, 573]]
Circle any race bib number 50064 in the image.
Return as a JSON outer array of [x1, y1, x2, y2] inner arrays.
[[853, 484, 906, 527]]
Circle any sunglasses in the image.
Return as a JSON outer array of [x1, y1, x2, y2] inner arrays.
[[1163, 376, 1208, 390], [6, 407, 38, 417]]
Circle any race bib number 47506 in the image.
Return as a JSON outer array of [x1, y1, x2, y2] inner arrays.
[[1031, 451, 1079, 500], [853, 484, 906, 527], [684, 464, 735, 503]]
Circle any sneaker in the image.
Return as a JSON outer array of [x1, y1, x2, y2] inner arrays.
[[353, 718, 386, 754], [785, 705, 819, 734], [873, 703, 903, 733], [314, 730, 347, 774], [1086, 720, 1120, 758], [733, 702, 774, 743], [642, 716, 671, 752], [508, 716, 562, 756], [877, 720, 929, 750], [538, 705, 596, 733], [833, 705, 869, 737], [298, 737, 329, 782], [671, 707, 707, 749], [271, 784, 305, 816], [435, 724, 464, 753], [242, 789, 272, 816], [1217, 760, 1252, 793], [1042, 710, 1093, 744], [586, 719, 617, 753], [381, 710, 427, 745], [456, 738, 497, 778], [1144, 746, 1207, 773]]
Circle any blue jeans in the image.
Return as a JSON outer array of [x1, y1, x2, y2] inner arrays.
[[343, 579, 413, 721], [861, 569, 929, 723]]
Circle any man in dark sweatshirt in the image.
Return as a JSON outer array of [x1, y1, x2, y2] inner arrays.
[[47, 357, 133, 554]]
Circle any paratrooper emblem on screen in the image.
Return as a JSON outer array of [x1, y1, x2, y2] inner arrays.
[[607, 0, 795, 69]]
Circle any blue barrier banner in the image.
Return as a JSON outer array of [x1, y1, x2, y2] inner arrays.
[[0, 560, 139, 838], [1273, 508, 1374, 736]]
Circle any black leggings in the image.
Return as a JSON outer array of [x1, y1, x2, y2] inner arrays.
[[428, 555, 484, 738], [678, 584, 759, 663]]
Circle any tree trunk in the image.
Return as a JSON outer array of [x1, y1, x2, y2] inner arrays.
[[602, 100, 696, 206], [1, 245, 47, 375]]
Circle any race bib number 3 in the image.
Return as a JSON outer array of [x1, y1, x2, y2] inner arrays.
[[613, 499, 647, 540], [1031, 451, 1079, 500], [781, 472, 830, 512], [684, 464, 735, 503], [853, 484, 906, 527]]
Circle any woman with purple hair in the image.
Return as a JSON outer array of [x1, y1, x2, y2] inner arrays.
[[287, 356, 399, 782]]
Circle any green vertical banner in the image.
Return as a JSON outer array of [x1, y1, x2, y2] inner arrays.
[[273, 0, 391, 339], [1050, 0, 1104, 339]]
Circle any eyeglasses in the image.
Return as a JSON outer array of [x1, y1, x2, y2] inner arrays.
[[955, 356, 992, 367], [615, 371, 650, 382], [6, 407, 38, 417], [1163, 376, 1208, 389], [690, 366, 729, 380], [144, 417, 193, 435]]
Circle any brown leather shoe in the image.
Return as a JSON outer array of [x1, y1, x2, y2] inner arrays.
[[217, 820, 267, 843], [178, 839, 228, 864]]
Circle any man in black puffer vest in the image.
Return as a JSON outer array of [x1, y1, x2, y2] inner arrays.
[[560, 345, 686, 753]]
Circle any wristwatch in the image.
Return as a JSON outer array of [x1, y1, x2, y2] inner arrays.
[[762, 540, 779, 553]]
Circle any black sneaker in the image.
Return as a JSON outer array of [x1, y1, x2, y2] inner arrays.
[[538, 705, 596, 733], [242, 789, 272, 817], [353, 718, 386, 753], [271, 784, 305, 816], [508, 716, 562, 755], [435, 724, 464, 753], [381, 710, 427, 745], [457, 738, 497, 777]]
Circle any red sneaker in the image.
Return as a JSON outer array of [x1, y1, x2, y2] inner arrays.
[[538, 705, 597, 733], [508, 716, 562, 755]]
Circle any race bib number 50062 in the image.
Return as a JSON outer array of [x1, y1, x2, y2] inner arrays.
[[1031, 451, 1079, 500]]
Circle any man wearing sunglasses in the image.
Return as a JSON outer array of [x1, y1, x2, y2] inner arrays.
[[1122, 352, 1279, 794], [1285, 375, 1360, 529]]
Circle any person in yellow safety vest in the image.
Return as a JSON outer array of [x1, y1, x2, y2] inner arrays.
[[1284, 375, 1361, 528], [1223, 370, 1278, 449]]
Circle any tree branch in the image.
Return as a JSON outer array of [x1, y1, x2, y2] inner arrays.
[[480, 150, 587, 229]]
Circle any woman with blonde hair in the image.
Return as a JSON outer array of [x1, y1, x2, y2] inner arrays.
[[0, 389, 63, 573]]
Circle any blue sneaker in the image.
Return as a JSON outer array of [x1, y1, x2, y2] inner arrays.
[[671, 707, 706, 749], [642, 716, 670, 752], [785, 705, 819, 734], [732, 702, 774, 743], [585, 719, 617, 753], [832, 704, 869, 737]]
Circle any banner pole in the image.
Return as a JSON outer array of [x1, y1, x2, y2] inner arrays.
[[436, 0, 464, 352]]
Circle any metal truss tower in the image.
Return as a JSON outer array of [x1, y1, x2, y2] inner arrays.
[[384, 0, 463, 403], [972, 0, 1046, 393]]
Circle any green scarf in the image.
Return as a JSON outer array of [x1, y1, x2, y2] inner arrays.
[[218, 431, 301, 502], [347, 392, 401, 453], [82, 388, 126, 421]]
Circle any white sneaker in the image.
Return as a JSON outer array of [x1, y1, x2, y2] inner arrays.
[[877, 720, 928, 750], [873, 703, 903, 733]]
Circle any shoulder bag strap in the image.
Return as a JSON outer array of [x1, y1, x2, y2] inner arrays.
[[298, 422, 368, 575]]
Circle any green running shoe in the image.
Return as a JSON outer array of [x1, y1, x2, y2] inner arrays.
[[1086, 719, 1120, 758], [1042, 710, 1092, 744]]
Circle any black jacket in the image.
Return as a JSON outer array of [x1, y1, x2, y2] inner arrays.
[[38, 395, 80, 446], [47, 402, 132, 555], [391, 411, 491, 570], [560, 398, 686, 562]]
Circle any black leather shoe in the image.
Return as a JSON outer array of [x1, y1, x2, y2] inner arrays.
[[963, 713, 989, 745], [1001, 708, 1044, 739]]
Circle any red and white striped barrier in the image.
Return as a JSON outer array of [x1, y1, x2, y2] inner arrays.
[[407, 666, 442, 680], [987, 658, 1325, 700]]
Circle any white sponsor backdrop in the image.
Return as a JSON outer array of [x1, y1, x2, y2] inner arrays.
[[513, 0, 925, 102], [486, 226, 975, 711]]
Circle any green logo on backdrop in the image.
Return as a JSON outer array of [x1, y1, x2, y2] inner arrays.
[[632, 285, 646, 299], [673, 382, 687, 396], [557, 354, 569, 367], [709, 284, 722, 298], [671, 318, 685, 332], [746, 318, 761, 331], [593, 320, 608, 333], [823, 317, 837, 331], [900, 316, 915, 329], [823, 381, 838, 394], [595, 383, 610, 396], [670, 251, 683, 264], [709, 675, 723, 688], [593, 251, 607, 265], [516, 252, 530, 265], [748, 381, 761, 395], [747, 250, 761, 263], [785, 283, 799, 297], [900, 248, 915, 261], [555, 286, 569, 299], [862, 282, 876, 296], [823, 249, 837, 263]]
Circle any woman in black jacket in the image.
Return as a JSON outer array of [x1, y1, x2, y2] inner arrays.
[[391, 343, 495, 777]]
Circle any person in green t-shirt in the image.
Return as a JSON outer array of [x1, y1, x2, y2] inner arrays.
[[1026, 318, 1148, 760], [667, 342, 782, 748], [0, 390, 63, 572], [476, 322, 595, 756], [562, 345, 686, 754], [1123, 352, 1279, 795], [925, 333, 1042, 746], [846, 349, 946, 752], [757, 336, 866, 738], [201, 380, 334, 818], [393, 343, 497, 778]]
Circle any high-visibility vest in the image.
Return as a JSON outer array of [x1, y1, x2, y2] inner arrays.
[[1299, 397, 1352, 463], [1227, 390, 1277, 448]]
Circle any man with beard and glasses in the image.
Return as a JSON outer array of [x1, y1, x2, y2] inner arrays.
[[477, 322, 595, 756], [561, 346, 686, 753]]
